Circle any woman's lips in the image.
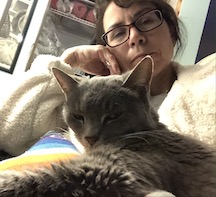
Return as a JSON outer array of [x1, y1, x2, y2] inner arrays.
[[131, 53, 157, 65]]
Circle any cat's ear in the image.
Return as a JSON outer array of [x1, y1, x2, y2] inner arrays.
[[52, 68, 80, 94], [123, 55, 154, 91]]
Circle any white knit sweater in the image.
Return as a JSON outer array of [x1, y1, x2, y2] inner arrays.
[[158, 53, 216, 147], [0, 55, 74, 155], [0, 53, 215, 155]]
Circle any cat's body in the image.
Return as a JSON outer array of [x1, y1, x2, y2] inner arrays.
[[0, 56, 215, 197]]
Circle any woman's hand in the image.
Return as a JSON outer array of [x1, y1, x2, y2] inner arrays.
[[61, 45, 121, 76]]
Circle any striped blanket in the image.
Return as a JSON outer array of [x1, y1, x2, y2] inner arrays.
[[0, 131, 81, 171]]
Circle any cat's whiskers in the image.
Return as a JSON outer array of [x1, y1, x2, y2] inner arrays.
[[109, 130, 172, 145], [120, 132, 150, 145], [101, 131, 151, 145], [56, 127, 68, 133]]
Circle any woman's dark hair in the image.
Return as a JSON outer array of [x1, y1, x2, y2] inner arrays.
[[93, 0, 186, 57]]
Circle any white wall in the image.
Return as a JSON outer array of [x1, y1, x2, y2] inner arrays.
[[177, 0, 211, 65], [0, 70, 11, 79]]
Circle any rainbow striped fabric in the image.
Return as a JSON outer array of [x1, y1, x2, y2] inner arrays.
[[0, 131, 81, 171]]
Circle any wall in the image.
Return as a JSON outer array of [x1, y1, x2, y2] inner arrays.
[[176, 0, 211, 65], [195, 0, 216, 62]]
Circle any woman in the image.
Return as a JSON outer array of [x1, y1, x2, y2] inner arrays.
[[62, 0, 183, 96], [0, 0, 215, 157], [61, 0, 215, 145]]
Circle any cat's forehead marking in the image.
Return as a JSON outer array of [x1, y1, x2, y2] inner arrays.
[[79, 75, 124, 88], [74, 75, 129, 113], [89, 75, 123, 83]]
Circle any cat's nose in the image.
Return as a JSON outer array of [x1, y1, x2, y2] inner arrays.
[[85, 136, 98, 146]]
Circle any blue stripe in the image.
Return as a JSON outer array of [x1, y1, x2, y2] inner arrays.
[[29, 142, 78, 151], [27, 133, 79, 152]]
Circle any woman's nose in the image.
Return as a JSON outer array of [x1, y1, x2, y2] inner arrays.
[[128, 27, 147, 46]]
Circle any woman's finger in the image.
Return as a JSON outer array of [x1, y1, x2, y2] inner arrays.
[[60, 45, 121, 75], [98, 47, 121, 75]]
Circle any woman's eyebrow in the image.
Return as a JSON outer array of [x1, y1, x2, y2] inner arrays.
[[134, 7, 155, 18], [106, 7, 155, 31], [107, 22, 125, 32]]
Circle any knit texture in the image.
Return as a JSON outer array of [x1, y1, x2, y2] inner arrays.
[[158, 53, 216, 146]]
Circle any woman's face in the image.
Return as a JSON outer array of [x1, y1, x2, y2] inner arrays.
[[103, 1, 174, 76]]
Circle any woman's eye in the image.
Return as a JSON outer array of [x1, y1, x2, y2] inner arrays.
[[110, 27, 127, 40], [72, 114, 84, 123], [114, 30, 126, 38], [140, 18, 152, 25]]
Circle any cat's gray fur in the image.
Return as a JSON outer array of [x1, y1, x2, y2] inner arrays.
[[0, 57, 215, 197]]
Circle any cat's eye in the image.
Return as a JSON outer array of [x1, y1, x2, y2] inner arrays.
[[72, 114, 84, 123], [104, 112, 122, 124]]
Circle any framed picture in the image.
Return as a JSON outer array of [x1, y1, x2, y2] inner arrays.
[[0, 0, 38, 74]]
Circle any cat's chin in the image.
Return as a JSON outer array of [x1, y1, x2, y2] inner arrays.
[[80, 139, 106, 151], [82, 141, 99, 150], [78, 139, 95, 150]]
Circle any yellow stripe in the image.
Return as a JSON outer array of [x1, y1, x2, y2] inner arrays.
[[0, 153, 79, 171]]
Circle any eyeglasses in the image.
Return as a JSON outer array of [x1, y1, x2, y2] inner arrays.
[[101, 9, 163, 48]]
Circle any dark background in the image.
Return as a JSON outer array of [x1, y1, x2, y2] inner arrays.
[[196, 0, 216, 62]]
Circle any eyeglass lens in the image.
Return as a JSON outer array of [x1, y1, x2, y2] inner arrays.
[[103, 10, 163, 47]]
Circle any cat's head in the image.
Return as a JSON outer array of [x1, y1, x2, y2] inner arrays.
[[53, 56, 161, 149]]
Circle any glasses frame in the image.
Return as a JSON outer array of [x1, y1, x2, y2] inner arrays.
[[101, 9, 163, 48]]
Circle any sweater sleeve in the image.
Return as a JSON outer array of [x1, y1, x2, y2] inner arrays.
[[0, 55, 75, 156], [158, 53, 216, 147]]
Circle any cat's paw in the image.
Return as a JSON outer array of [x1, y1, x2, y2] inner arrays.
[[145, 190, 176, 197]]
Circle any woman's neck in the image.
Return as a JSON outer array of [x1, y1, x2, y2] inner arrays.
[[150, 63, 177, 96]]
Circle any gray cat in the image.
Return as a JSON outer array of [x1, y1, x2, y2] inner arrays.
[[0, 57, 215, 197]]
